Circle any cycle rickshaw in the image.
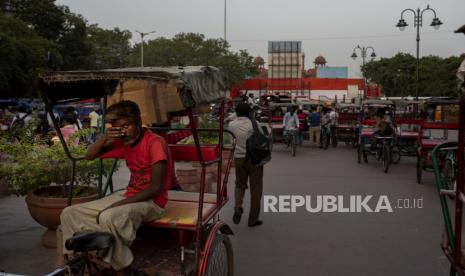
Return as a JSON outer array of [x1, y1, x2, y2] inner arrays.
[[430, 33, 465, 274], [416, 98, 459, 184], [40, 66, 236, 276], [357, 99, 400, 173], [394, 100, 423, 161], [336, 103, 359, 147]]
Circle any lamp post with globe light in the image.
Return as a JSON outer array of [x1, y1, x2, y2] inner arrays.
[[351, 45, 376, 99], [396, 5, 443, 100]]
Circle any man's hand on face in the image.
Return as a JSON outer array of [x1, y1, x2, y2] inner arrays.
[[104, 126, 126, 141]]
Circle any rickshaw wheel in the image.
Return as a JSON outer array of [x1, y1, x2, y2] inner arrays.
[[291, 135, 296, 157], [416, 155, 423, 184], [382, 145, 391, 173], [357, 148, 361, 164], [203, 233, 234, 276], [443, 159, 456, 192], [391, 145, 401, 164]]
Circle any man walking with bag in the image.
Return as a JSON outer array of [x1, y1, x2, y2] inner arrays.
[[229, 103, 269, 227]]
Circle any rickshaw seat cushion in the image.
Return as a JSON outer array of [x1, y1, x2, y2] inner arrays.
[[400, 131, 418, 139], [146, 201, 217, 228], [360, 128, 376, 137], [169, 144, 219, 162], [337, 124, 353, 129], [168, 190, 217, 203], [421, 139, 445, 149], [65, 231, 115, 252]]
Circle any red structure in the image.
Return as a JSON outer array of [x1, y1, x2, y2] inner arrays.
[[230, 78, 365, 98]]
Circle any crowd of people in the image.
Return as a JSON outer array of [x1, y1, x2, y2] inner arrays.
[[0, 103, 102, 145]]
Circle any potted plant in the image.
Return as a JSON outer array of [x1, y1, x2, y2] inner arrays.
[[0, 118, 116, 247]]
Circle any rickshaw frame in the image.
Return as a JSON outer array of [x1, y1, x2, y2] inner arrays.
[[416, 98, 459, 184], [39, 66, 236, 276], [357, 99, 399, 172]]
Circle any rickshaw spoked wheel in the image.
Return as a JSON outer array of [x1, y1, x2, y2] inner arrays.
[[202, 233, 234, 276], [416, 155, 423, 184], [382, 145, 391, 173], [443, 159, 455, 192], [392, 145, 401, 164]]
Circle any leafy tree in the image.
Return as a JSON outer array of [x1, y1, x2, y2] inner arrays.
[[0, 12, 58, 97], [57, 11, 93, 70], [130, 32, 257, 86], [363, 53, 462, 97], [87, 25, 132, 69]]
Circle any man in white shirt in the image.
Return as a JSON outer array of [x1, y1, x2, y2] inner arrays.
[[228, 103, 264, 227], [89, 107, 100, 129], [329, 108, 338, 146]]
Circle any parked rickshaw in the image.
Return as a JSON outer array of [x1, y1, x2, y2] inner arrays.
[[431, 50, 465, 274], [394, 100, 423, 160], [357, 100, 400, 173], [416, 98, 459, 184], [40, 67, 235, 276], [336, 103, 359, 147]]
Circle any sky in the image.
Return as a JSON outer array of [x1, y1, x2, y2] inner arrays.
[[55, 0, 465, 78]]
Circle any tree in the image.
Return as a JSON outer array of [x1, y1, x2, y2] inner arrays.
[[363, 53, 462, 97], [87, 25, 132, 69], [0, 12, 58, 97], [130, 32, 257, 86], [57, 11, 93, 70]]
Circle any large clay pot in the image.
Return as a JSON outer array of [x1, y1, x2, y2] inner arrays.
[[25, 186, 98, 248]]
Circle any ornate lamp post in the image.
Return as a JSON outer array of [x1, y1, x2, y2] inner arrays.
[[351, 45, 376, 99], [396, 5, 442, 100]]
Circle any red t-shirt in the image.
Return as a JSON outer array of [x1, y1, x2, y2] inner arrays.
[[100, 129, 172, 208]]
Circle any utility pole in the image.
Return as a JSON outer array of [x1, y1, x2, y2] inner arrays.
[[135, 30, 156, 67]]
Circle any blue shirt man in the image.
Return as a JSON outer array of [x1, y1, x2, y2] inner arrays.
[[308, 111, 321, 127]]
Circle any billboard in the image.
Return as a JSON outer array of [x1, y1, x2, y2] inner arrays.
[[316, 67, 348, 79], [268, 41, 302, 53]]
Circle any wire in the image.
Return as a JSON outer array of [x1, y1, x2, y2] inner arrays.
[[228, 30, 454, 43]]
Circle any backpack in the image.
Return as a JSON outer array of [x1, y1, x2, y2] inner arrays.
[[246, 119, 271, 167]]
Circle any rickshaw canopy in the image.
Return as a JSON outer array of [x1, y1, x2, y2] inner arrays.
[[39, 66, 227, 108], [362, 99, 395, 107]]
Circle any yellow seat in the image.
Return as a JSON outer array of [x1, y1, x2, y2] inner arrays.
[[146, 201, 217, 229], [168, 190, 217, 203]]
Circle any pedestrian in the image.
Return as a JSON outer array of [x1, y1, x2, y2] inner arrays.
[[308, 108, 321, 148], [329, 106, 338, 146], [247, 93, 256, 107], [228, 103, 264, 227], [60, 100, 171, 274], [88, 107, 100, 129], [296, 109, 306, 145]]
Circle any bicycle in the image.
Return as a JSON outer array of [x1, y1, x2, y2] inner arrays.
[[46, 232, 115, 276], [374, 135, 396, 173], [284, 127, 298, 157]]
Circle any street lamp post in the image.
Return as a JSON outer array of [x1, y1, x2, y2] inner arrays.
[[224, 0, 227, 41], [135, 30, 156, 67], [396, 5, 442, 100], [351, 45, 376, 99]]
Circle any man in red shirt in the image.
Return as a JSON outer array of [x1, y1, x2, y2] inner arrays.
[[60, 100, 171, 274]]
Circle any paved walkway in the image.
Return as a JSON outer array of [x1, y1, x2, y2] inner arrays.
[[0, 144, 451, 275]]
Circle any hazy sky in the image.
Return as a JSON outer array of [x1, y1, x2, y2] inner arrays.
[[56, 0, 465, 78]]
